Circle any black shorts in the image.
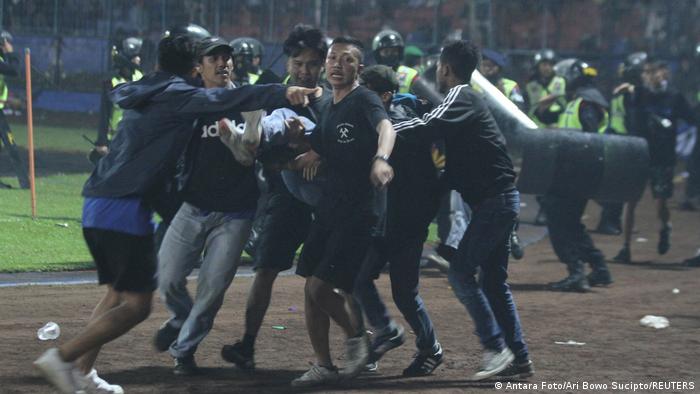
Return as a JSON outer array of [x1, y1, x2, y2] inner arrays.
[[649, 166, 674, 199], [83, 228, 157, 293], [253, 189, 313, 272], [296, 200, 376, 292]]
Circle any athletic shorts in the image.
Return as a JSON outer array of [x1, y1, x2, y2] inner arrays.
[[649, 166, 674, 199], [296, 199, 376, 293], [83, 228, 156, 293], [253, 189, 313, 272]]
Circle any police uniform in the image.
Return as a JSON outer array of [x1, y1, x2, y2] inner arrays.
[[526, 75, 567, 127], [545, 60, 612, 292], [0, 44, 30, 189]]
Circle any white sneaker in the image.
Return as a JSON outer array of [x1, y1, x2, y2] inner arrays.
[[342, 333, 370, 380], [75, 369, 124, 394], [471, 348, 515, 381], [218, 117, 256, 167], [33, 348, 79, 394], [291, 364, 340, 387]]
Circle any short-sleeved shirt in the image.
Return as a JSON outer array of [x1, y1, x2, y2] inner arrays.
[[310, 85, 389, 205]]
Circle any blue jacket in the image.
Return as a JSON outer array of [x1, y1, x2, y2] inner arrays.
[[82, 71, 289, 201]]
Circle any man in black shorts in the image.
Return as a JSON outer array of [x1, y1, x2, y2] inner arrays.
[[220, 24, 329, 371], [615, 60, 698, 263], [291, 36, 396, 387], [33, 34, 316, 394]]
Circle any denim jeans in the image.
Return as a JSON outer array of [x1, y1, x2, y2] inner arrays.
[[447, 189, 529, 363], [158, 202, 252, 358], [354, 233, 439, 354]]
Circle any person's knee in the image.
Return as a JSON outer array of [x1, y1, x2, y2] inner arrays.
[[122, 292, 153, 323], [255, 269, 279, 289]]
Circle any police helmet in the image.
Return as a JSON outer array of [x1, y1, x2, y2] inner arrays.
[[163, 23, 211, 42], [533, 49, 556, 65], [243, 37, 264, 59], [121, 37, 143, 59], [372, 30, 404, 68], [230, 38, 255, 76], [555, 58, 597, 91], [620, 51, 647, 83], [0, 30, 12, 45]]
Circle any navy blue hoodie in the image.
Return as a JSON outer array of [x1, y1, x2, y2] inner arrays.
[[82, 71, 288, 202]]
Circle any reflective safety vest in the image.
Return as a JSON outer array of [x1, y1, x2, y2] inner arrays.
[[608, 94, 627, 134], [501, 78, 518, 100], [397, 65, 418, 94], [557, 97, 609, 133], [248, 72, 259, 85], [0, 55, 8, 110], [526, 76, 566, 127], [109, 69, 143, 136]]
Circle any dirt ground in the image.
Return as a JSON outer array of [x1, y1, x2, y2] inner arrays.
[[1, 189, 699, 394]]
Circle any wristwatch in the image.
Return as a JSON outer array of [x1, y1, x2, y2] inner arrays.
[[373, 154, 390, 163]]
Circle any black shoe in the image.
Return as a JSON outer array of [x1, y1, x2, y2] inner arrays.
[[496, 360, 534, 380], [221, 341, 255, 370], [510, 231, 524, 260], [684, 255, 700, 267], [596, 222, 621, 235], [402, 344, 444, 377], [154, 322, 180, 352], [534, 209, 547, 226], [587, 270, 613, 287], [174, 355, 200, 376], [613, 247, 631, 264], [369, 325, 405, 363], [549, 274, 590, 292], [658, 226, 671, 255]]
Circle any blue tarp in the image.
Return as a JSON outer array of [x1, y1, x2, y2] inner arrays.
[[34, 90, 100, 113]]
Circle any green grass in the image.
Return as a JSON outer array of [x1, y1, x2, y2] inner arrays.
[[8, 122, 92, 152], [0, 173, 93, 272]]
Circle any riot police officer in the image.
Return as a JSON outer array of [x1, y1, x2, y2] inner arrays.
[[526, 49, 567, 128], [0, 30, 29, 189], [231, 37, 260, 85], [372, 29, 419, 94], [545, 59, 612, 292], [93, 37, 145, 158], [526, 49, 567, 225], [479, 49, 526, 111]]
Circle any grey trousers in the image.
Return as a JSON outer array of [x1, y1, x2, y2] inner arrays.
[[158, 202, 252, 358]]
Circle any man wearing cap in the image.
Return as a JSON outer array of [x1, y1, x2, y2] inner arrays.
[[153, 36, 266, 375], [479, 49, 525, 111]]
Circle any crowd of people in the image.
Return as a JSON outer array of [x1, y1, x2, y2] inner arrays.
[[26, 19, 699, 394]]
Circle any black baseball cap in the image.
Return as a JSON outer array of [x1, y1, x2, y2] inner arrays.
[[360, 64, 399, 93], [198, 36, 233, 57]]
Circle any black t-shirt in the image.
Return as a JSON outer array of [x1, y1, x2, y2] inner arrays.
[[310, 86, 389, 204], [633, 87, 697, 166], [180, 112, 259, 212]]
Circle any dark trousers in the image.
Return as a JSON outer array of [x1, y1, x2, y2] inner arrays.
[[597, 201, 623, 227], [544, 195, 605, 265], [447, 190, 529, 364], [0, 112, 29, 189], [354, 231, 438, 353], [686, 137, 700, 200]]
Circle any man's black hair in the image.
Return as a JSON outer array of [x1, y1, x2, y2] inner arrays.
[[440, 40, 480, 82], [283, 24, 328, 60], [330, 36, 365, 62], [158, 35, 197, 77]]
